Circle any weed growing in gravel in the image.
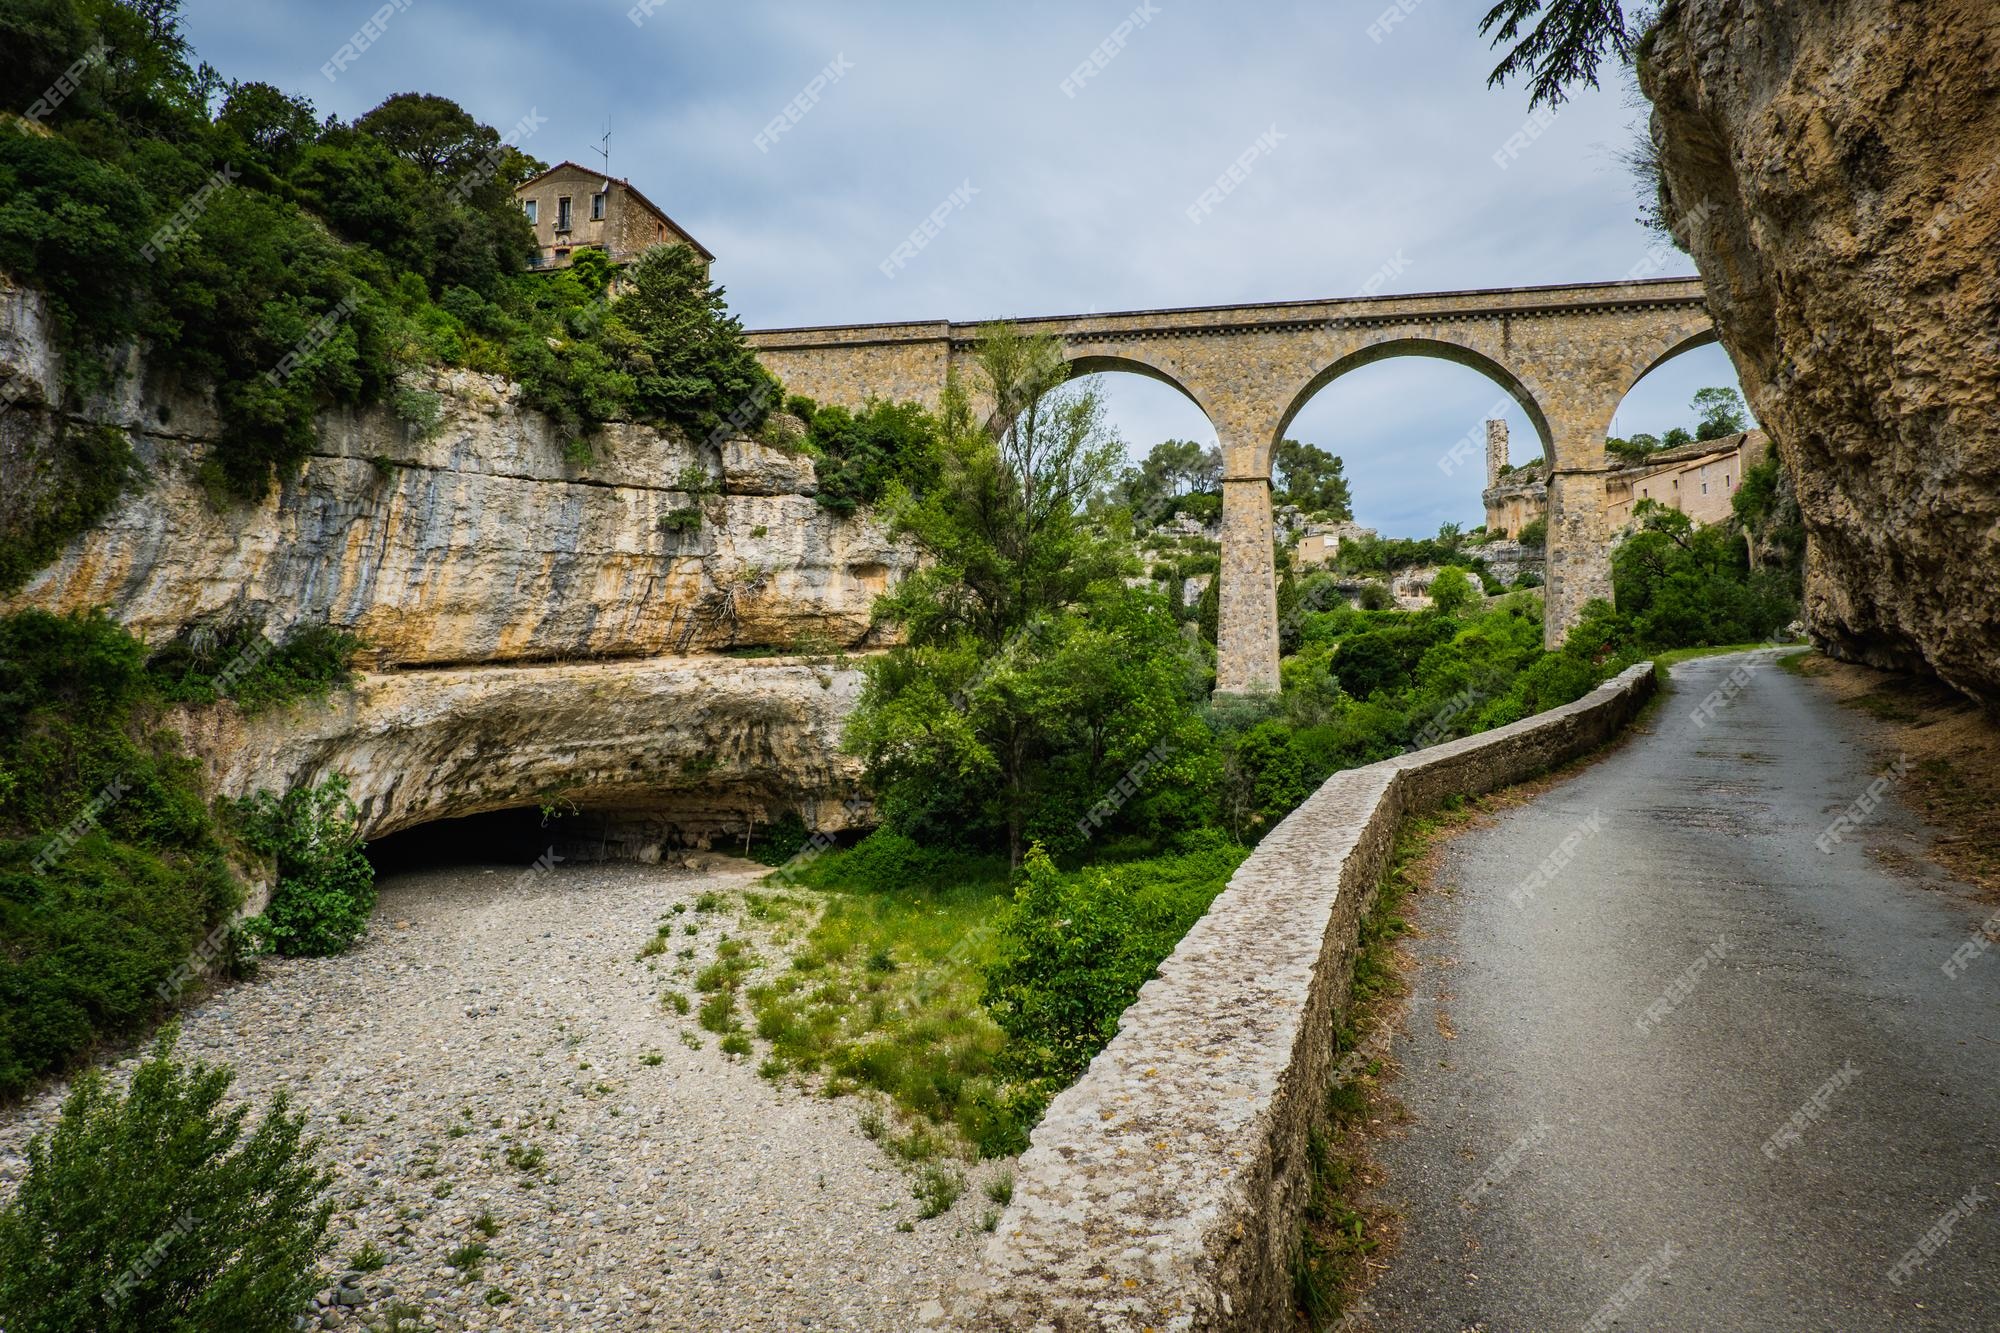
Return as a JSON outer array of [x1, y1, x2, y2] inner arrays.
[[698, 991, 739, 1034], [913, 1164, 964, 1218], [720, 1033, 753, 1057], [432, 1181, 453, 1199], [473, 1212, 501, 1238], [640, 1052, 664, 1067], [857, 1106, 886, 1140], [885, 1124, 948, 1165], [661, 990, 691, 1015], [375, 1301, 424, 1332], [758, 1056, 789, 1080], [982, 1208, 1001, 1232], [484, 1288, 513, 1306], [694, 891, 725, 913], [682, 922, 700, 936], [351, 1242, 387, 1272], [446, 1123, 468, 1138], [504, 1143, 546, 1174], [446, 1241, 487, 1274], [638, 931, 671, 960], [985, 1171, 1013, 1206], [679, 1031, 703, 1050]]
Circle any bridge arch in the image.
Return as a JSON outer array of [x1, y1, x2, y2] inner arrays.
[[1273, 337, 1554, 464], [1063, 351, 1217, 433]]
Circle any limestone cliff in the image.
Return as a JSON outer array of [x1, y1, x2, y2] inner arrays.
[[1641, 2, 2000, 703], [0, 280, 903, 849]]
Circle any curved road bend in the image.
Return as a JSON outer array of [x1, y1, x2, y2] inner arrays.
[[1368, 650, 2000, 1332]]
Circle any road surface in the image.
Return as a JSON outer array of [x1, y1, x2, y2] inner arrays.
[[1368, 650, 2000, 1331]]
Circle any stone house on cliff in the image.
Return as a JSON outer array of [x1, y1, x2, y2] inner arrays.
[[513, 161, 714, 271]]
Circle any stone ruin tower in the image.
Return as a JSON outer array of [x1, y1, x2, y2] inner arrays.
[[1485, 419, 1509, 489]]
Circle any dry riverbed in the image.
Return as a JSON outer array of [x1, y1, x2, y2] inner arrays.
[[0, 859, 990, 1331]]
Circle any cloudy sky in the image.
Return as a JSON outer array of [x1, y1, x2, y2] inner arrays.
[[181, 0, 1748, 536]]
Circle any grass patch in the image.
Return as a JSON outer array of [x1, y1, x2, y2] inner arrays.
[[913, 1164, 965, 1219], [745, 841, 1019, 1155]]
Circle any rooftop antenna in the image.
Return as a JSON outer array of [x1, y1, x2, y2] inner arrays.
[[593, 118, 612, 178]]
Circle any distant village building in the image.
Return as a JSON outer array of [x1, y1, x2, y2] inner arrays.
[[513, 162, 714, 271], [1293, 521, 1377, 568], [1479, 420, 1770, 537]]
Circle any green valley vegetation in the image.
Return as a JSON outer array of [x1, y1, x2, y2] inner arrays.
[[718, 327, 1806, 1169], [0, 0, 776, 589], [0, 608, 373, 1099]]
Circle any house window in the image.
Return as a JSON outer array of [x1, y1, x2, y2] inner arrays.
[[1702, 482, 1709, 494], [522, 199, 538, 224], [591, 192, 605, 221], [557, 196, 572, 232], [1725, 474, 1731, 488]]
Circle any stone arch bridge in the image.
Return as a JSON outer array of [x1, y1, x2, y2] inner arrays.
[[747, 276, 1714, 692]]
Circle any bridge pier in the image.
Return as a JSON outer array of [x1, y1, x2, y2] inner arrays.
[[1216, 474, 1281, 694]]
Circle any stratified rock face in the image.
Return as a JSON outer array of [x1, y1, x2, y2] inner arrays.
[[174, 656, 871, 851], [0, 286, 913, 666], [1641, 2, 2000, 702], [0, 281, 904, 847]]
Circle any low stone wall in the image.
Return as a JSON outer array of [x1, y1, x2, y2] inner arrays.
[[921, 663, 1657, 1331]]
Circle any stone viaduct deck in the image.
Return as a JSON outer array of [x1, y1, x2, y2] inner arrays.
[[747, 276, 1715, 692]]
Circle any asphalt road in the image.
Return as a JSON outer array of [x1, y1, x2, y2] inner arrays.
[[1367, 650, 2000, 1332]]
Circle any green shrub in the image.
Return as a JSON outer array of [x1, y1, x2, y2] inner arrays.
[[145, 621, 360, 713], [0, 1030, 332, 1332], [236, 776, 375, 957], [746, 811, 812, 866], [788, 395, 944, 513], [1516, 517, 1547, 550], [0, 609, 241, 1098], [0, 422, 140, 595], [982, 835, 1245, 1125]]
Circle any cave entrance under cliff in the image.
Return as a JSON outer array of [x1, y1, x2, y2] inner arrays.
[[365, 806, 569, 878]]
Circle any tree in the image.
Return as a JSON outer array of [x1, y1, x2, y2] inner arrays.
[[603, 243, 778, 445], [1429, 565, 1476, 616], [215, 81, 320, 176], [1116, 439, 1221, 522], [874, 326, 1127, 648], [1479, 1, 1646, 109], [849, 328, 1212, 866], [0, 1030, 332, 1332], [1273, 438, 1354, 518], [354, 92, 499, 182], [1692, 386, 1748, 440]]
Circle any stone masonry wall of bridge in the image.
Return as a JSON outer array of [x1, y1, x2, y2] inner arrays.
[[749, 278, 1714, 691]]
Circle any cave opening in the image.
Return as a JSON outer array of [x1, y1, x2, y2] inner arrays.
[[364, 806, 568, 878]]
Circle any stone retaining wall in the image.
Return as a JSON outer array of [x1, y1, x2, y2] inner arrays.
[[920, 663, 1658, 1331]]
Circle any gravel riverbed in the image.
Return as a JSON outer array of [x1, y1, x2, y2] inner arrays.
[[0, 859, 991, 1331]]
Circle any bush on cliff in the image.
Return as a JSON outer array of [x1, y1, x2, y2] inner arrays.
[[0, 608, 373, 1098], [0, 609, 239, 1099]]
